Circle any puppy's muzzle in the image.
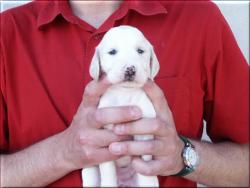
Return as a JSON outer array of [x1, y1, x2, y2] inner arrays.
[[124, 66, 136, 81]]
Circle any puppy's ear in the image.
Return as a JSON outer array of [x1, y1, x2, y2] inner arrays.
[[89, 48, 101, 80], [150, 46, 160, 80]]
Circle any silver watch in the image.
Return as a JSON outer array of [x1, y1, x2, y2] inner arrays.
[[173, 135, 199, 176]]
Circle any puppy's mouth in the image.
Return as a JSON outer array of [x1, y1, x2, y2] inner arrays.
[[103, 66, 146, 88]]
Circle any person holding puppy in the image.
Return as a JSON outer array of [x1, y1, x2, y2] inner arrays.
[[1, 0, 249, 187]]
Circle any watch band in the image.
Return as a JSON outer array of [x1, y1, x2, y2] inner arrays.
[[172, 135, 196, 177], [179, 135, 194, 148], [172, 165, 194, 177]]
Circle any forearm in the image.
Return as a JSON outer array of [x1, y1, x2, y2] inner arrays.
[[186, 140, 249, 187], [0, 132, 73, 187]]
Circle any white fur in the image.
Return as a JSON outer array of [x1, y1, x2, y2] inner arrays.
[[83, 25, 160, 187]]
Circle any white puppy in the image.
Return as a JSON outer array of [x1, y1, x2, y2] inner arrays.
[[82, 25, 160, 187]]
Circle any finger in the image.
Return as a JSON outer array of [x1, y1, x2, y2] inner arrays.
[[82, 78, 111, 107], [132, 157, 165, 176], [109, 140, 165, 156], [79, 129, 131, 147], [113, 118, 167, 136], [84, 147, 120, 167], [143, 80, 173, 124], [89, 106, 142, 128], [143, 81, 168, 115]]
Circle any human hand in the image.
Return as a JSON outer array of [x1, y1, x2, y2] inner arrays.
[[59, 78, 142, 171], [109, 80, 184, 176]]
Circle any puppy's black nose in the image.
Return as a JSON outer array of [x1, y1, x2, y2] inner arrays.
[[124, 65, 136, 81]]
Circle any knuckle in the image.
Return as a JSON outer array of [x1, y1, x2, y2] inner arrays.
[[97, 138, 107, 147], [147, 141, 156, 153], [84, 148, 94, 161], [78, 133, 88, 145], [93, 110, 103, 125], [122, 142, 129, 153], [78, 131, 94, 146], [101, 132, 115, 146], [152, 119, 162, 133], [123, 124, 130, 133]]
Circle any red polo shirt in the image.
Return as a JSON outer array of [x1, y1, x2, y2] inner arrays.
[[0, 0, 249, 187]]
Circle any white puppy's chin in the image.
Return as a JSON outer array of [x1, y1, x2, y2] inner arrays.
[[106, 74, 147, 88]]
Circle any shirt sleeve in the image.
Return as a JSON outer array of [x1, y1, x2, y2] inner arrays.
[[203, 6, 249, 144], [0, 92, 9, 153], [0, 20, 9, 153]]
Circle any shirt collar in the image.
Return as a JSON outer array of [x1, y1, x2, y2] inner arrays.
[[123, 1, 168, 18], [37, 0, 167, 29]]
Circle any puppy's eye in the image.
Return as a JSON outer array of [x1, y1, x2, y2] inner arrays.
[[137, 48, 144, 54], [108, 49, 117, 55]]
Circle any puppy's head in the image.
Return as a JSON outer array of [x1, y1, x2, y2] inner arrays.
[[89, 26, 159, 87]]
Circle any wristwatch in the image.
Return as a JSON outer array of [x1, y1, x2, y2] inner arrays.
[[173, 135, 199, 177]]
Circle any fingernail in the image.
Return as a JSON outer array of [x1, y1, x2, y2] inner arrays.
[[110, 143, 123, 155], [130, 107, 141, 118]]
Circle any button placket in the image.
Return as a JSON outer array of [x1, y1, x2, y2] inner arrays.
[[94, 34, 102, 40]]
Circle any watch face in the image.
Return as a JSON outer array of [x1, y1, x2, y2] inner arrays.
[[183, 147, 199, 168]]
